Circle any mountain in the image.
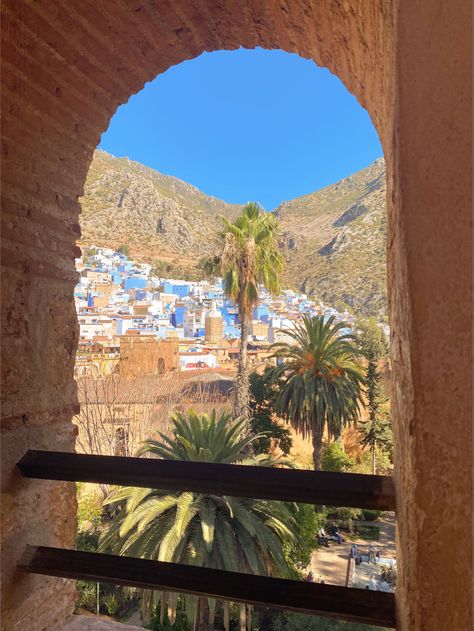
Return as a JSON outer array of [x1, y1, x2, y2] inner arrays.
[[80, 151, 387, 316], [275, 158, 387, 317], [79, 150, 241, 272]]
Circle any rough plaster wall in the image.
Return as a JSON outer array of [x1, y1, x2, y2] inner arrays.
[[389, 1, 472, 630], [4, 1, 469, 631]]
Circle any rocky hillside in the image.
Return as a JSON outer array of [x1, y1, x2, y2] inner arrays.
[[80, 150, 241, 267], [276, 158, 387, 317], [80, 151, 387, 316]]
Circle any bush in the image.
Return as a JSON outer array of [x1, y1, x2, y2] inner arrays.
[[352, 450, 392, 476], [77, 581, 98, 612], [361, 509, 382, 521], [326, 506, 363, 533], [77, 482, 103, 530], [321, 441, 355, 473], [353, 525, 380, 541], [147, 599, 190, 630], [266, 610, 390, 631], [103, 594, 119, 616], [77, 530, 99, 553], [284, 504, 327, 571]]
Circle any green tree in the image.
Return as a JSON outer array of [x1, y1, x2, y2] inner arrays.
[[198, 254, 222, 279], [249, 371, 292, 456], [283, 503, 326, 571], [100, 410, 297, 631], [268, 315, 366, 470], [355, 316, 392, 474], [117, 244, 130, 257], [220, 202, 284, 421], [321, 440, 355, 472], [355, 316, 389, 358]]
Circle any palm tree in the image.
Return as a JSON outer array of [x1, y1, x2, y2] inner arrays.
[[100, 410, 296, 631], [220, 202, 284, 421], [268, 314, 366, 470]]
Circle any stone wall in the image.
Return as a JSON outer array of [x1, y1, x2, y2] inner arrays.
[[119, 337, 179, 377], [1, 1, 471, 630]]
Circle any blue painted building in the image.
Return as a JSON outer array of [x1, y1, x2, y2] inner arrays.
[[171, 305, 186, 327], [163, 281, 190, 298], [224, 324, 240, 338], [134, 289, 148, 301], [123, 277, 147, 291], [252, 304, 270, 323]]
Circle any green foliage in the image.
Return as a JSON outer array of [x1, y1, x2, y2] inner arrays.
[[147, 599, 190, 631], [355, 316, 389, 358], [198, 254, 222, 279], [320, 443, 364, 533], [76, 483, 103, 530], [76, 581, 98, 612], [268, 315, 366, 469], [321, 440, 355, 472], [103, 594, 119, 616], [77, 530, 100, 553], [220, 202, 284, 321], [352, 449, 392, 476], [249, 370, 293, 456], [269, 611, 390, 631], [82, 246, 98, 266], [361, 509, 382, 521], [356, 330, 393, 473], [283, 503, 326, 570], [100, 409, 299, 629], [117, 244, 130, 257], [326, 506, 363, 532], [352, 525, 380, 541], [76, 580, 137, 618], [219, 202, 284, 417]]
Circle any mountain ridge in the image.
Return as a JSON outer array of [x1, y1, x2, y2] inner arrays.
[[79, 151, 387, 316]]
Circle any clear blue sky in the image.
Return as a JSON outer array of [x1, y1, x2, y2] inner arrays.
[[99, 48, 382, 210]]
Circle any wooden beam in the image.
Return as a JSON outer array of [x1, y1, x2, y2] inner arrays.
[[17, 450, 395, 510], [19, 546, 396, 627]]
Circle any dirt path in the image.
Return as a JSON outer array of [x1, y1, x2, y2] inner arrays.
[[309, 512, 396, 586]]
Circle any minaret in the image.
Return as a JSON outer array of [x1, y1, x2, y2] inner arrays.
[[205, 300, 223, 344]]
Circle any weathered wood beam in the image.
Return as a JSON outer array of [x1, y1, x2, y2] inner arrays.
[[17, 450, 395, 510], [19, 546, 396, 627]]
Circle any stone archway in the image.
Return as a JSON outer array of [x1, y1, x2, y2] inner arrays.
[[1, 2, 471, 631]]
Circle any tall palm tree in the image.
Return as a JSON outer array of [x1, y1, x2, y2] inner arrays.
[[100, 410, 296, 631], [268, 315, 366, 470], [220, 202, 284, 421]]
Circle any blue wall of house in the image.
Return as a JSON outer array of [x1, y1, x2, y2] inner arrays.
[[124, 277, 147, 290], [163, 281, 190, 297]]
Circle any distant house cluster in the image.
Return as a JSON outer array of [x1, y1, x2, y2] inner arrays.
[[75, 246, 382, 379]]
